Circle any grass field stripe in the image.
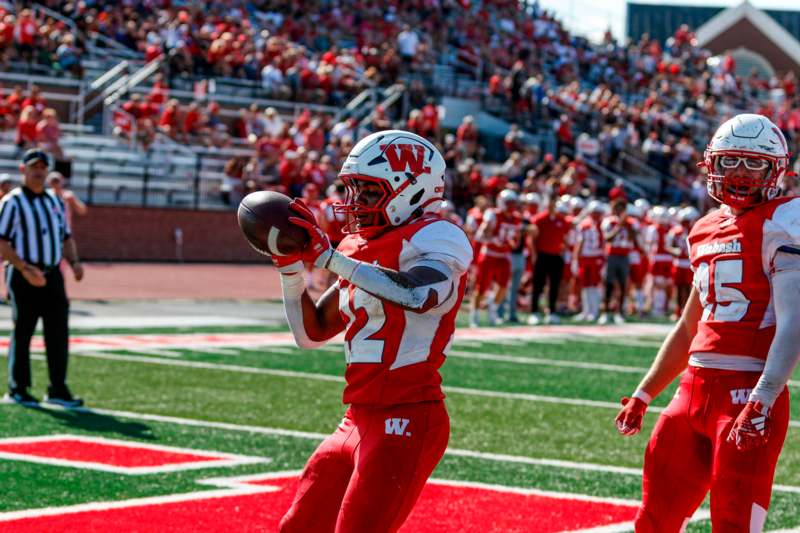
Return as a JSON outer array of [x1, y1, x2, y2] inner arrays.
[[61, 351, 800, 427], [132, 348, 185, 358], [22, 404, 800, 496], [447, 350, 647, 373]]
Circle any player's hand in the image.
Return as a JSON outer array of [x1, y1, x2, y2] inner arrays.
[[71, 261, 84, 282], [727, 401, 771, 451], [615, 396, 648, 436], [288, 199, 333, 268], [21, 263, 46, 287]]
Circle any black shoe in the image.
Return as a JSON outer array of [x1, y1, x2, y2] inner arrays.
[[3, 389, 40, 406], [44, 386, 84, 408]]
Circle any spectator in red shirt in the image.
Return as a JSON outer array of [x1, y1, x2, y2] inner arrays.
[[16, 105, 38, 149], [302, 119, 326, 152], [13, 9, 37, 62], [149, 74, 169, 106], [158, 99, 180, 139], [420, 99, 440, 140], [21, 85, 46, 114], [36, 108, 62, 160], [528, 194, 572, 324], [183, 101, 202, 139]]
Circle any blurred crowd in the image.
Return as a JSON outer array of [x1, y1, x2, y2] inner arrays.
[[0, 6, 84, 76]]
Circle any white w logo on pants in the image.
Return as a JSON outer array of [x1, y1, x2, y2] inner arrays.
[[385, 418, 411, 436], [730, 388, 752, 405]]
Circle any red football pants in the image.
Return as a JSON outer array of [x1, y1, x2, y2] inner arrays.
[[474, 254, 511, 294], [636, 366, 790, 532], [279, 400, 450, 533]]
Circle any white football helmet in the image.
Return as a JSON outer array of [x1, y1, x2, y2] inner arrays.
[[569, 196, 586, 213], [522, 192, 541, 206], [497, 189, 520, 211], [650, 205, 670, 226], [634, 198, 651, 213], [335, 130, 446, 235], [703, 114, 789, 209], [627, 203, 644, 219], [677, 206, 700, 224]]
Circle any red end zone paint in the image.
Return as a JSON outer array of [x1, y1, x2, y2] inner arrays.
[[0, 439, 221, 468], [0, 475, 638, 532]]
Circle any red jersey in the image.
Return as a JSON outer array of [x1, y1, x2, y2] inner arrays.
[[645, 223, 672, 263], [667, 224, 691, 269], [688, 197, 800, 363], [601, 215, 640, 256], [576, 218, 604, 258], [532, 210, 571, 255], [336, 217, 473, 406], [480, 208, 522, 257]]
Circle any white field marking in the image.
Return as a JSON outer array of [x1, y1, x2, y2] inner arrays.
[[67, 352, 346, 383], [14, 404, 800, 496], [447, 350, 647, 374], [130, 348, 185, 358], [0, 434, 268, 475], [58, 350, 800, 429]]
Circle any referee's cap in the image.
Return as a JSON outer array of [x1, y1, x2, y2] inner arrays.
[[21, 148, 50, 167]]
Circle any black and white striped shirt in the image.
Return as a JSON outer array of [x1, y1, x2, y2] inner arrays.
[[0, 186, 71, 268]]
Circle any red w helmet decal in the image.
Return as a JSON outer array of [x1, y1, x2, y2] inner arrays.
[[381, 144, 431, 177]]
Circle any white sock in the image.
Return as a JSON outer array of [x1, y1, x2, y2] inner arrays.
[[635, 289, 645, 312], [580, 289, 590, 316], [653, 288, 666, 315]]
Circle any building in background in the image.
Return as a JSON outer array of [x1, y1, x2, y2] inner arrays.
[[627, 1, 800, 75]]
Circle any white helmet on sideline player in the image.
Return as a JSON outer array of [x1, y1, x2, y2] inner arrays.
[[634, 198, 651, 213], [523, 192, 541, 206], [650, 205, 670, 226], [677, 206, 700, 224], [334, 129, 446, 236], [497, 189, 520, 211], [702, 113, 789, 209]]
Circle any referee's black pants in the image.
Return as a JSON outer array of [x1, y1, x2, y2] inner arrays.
[[6, 266, 69, 393], [531, 252, 564, 314]]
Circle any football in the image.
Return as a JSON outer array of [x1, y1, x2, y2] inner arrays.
[[237, 191, 309, 256]]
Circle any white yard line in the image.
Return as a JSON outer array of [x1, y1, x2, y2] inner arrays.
[[60, 351, 800, 428], [448, 350, 647, 374]]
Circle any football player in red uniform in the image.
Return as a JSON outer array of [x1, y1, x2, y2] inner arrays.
[[273, 130, 473, 533], [666, 206, 699, 318], [599, 198, 640, 324], [626, 202, 648, 316], [469, 189, 522, 327], [616, 114, 800, 532], [572, 200, 606, 321], [643, 205, 673, 317]]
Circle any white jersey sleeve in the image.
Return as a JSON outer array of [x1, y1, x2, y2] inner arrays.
[[399, 219, 474, 275], [763, 198, 800, 273]]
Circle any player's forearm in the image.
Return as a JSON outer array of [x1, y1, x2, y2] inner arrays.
[[278, 263, 329, 348], [322, 251, 450, 312], [749, 270, 800, 409], [634, 321, 692, 401]]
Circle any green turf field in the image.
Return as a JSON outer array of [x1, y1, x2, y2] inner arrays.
[[1, 325, 799, 531]]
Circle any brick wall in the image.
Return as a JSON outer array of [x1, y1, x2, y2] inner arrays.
[[71, 206, 265, 262]]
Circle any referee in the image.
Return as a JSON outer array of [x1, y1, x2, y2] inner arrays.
[[0, 149, 84, 407]]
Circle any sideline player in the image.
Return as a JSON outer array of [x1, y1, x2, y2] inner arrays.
[[273, 130, 473, 533], [615, 114, 800, 531], [572, 200, 606, 321], [469, 189, 522, 327]]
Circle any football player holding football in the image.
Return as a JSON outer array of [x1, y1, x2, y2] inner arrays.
[[273, 130, 473, 533], [616, 114, 800, 531]]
